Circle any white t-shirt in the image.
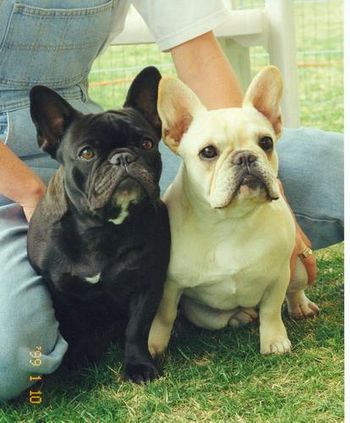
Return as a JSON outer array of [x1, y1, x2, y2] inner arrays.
[[108, 0, 229, 51]]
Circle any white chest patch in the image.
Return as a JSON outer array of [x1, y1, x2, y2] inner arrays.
[[108, 204, 129, 225], [85, 273, 101, 284], [108, 190, 139, 225]]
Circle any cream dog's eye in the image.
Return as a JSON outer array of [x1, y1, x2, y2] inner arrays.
[[199, 145, 218, 160], [259, 136, 273, 151], [79, 147, 95, 161]]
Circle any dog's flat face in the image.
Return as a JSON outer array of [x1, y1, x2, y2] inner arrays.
[[30, 67, 162, 222], [176, 107, 280, 209], [56, 109, 161, 219], [158, 66, 283, 210]]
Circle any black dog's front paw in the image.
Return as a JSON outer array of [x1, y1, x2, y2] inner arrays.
[[124, 361, 161, 384]]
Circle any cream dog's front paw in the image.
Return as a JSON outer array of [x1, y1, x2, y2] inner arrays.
[[148, 318, 172, 358], [260, 336, 292, 354], [148, 341, 166, 359]]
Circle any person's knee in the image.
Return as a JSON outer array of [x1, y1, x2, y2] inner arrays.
[[0, 323, 68, 401], [0, 340, 68, 401], [0, 344, 30, 401], [277, 128, 344, 248]]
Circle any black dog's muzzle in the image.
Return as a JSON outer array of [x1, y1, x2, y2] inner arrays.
[[109, 149, 136, 168]]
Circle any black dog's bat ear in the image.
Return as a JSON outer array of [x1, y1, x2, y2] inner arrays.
[[123, 66, 162, 139], [30, 86, 79, 158]]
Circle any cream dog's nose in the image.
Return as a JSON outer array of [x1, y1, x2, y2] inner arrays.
[[233, 151, 257, 167]]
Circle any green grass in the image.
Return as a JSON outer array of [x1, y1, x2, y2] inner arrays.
[[0, 245, 343, 422], [0, 1, 344, 421]]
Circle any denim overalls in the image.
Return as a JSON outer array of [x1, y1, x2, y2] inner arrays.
[[0, 0, 118, 194]]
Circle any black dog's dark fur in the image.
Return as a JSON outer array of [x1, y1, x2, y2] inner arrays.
[[27, 67, 170, 383]]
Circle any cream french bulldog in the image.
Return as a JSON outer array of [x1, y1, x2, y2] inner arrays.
[[148, 66, 318, 356]]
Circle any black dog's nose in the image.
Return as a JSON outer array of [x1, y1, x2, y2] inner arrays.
[[233, 151, 257, 167], [109, 151, 136, 166]]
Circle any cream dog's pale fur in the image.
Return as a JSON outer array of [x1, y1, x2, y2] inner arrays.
[[149, 66, 318, 356]]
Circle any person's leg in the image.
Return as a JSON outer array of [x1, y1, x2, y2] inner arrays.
[[0, 203, 67, 402], [159, 142, 180, 195], [277, 128, 344, 250]]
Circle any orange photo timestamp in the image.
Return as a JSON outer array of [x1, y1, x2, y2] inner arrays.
[[28, 346, 43, 404]]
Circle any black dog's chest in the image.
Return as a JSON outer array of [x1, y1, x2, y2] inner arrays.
[[52, 215, 155, 291]]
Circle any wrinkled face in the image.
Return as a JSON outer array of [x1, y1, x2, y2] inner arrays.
[[30, 66, 162, 222], [57, 110, 162, 218], [157, 66, 283, 210], [178, 107, 280, 209]]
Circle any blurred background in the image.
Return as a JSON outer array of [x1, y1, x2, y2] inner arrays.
[[88, 0, 343, 133]]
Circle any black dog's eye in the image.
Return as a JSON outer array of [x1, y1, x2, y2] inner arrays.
[[78, 147, 95, 161], [258, 136, 273, 151], [141, 139, 154, 151], [199, 145, 218, 160]]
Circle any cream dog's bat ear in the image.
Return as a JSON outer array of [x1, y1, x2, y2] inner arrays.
[[243, 66, 283, 137], [157, 77, 206, 153]]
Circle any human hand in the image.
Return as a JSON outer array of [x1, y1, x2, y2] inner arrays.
[[20, 182, 46, 222], [290, 223, 317, 285], [0, 142, 46, 222], [277, 179, 317, 285], [22, 204, 39, 222]]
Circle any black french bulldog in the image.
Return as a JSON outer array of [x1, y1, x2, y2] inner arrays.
[[27, 67, 170, 383]]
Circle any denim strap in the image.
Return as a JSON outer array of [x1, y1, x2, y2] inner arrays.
[[0, 112, 8, 141]]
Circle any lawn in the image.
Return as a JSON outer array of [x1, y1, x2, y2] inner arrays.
[[0, 245, 344, 422], [0, 1, 344, 422]]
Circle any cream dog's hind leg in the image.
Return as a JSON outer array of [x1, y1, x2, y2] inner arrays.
[[286, 259, 319, 319], [182, 296, 258, 330]]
